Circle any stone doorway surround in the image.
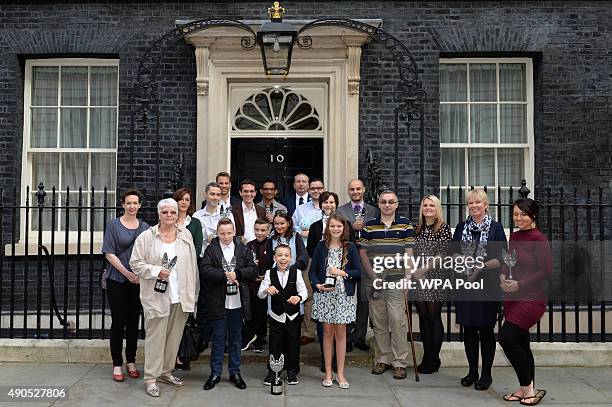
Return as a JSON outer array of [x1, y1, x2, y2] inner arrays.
[[179, 19, 381, 204]]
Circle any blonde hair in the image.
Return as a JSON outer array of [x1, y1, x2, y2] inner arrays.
[[466, 189, 490, 212], [416, 195, 445, 235]]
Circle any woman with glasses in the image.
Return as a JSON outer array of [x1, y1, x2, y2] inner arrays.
[[130, 198, 200, 397], [411, 195, 452, 374], [451, 189, 506, 391], [102, 188, 149, 383]]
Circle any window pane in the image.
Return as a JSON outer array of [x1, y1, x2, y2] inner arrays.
[[500, 64, 525, 101], [60, 108, 87, 147], [439, 188, 461, 228], [498, 148, 524, 186], [30, 192, 58, 232], [60, 192, 89, 231], [469, 64, 496, 102], [468, 148, 494, 186], [91, 153, 116, 189], [61, 153, 88, 190], [93, 191, 116, 232], [90, 108, 117, 148], [32, 67, 58, 106], [61, 66, 88, 106], [31, 153, 59, 189], [440, 104, 467, 143], [90, 66, 118, 106], [30, 108, 57, 147], [470, 104, 497, 143], [500, 104, 527, 143], [440, 64, 467, 102], [440, 148, 465, 186]]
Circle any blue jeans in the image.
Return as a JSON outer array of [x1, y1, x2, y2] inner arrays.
[[210, 308, 243, 376]]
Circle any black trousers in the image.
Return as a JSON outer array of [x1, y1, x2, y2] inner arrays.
[[242, 293, 268, 343], [268, 316, 301, 374], [416, 301, 444, 365], [350, 283, 369, 343], [499, 321, 535, 386], [463, 325, 496, 380], [106, 279, 141, 366]]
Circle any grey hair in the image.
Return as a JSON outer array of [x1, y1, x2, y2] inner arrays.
[[157, 198, 178, 216], [378, 189, 398, 200]]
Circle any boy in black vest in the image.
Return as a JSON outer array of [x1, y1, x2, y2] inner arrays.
[[257, 244, 308, 385]]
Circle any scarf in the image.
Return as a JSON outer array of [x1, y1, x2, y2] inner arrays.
[[461, 214, 492, 258]]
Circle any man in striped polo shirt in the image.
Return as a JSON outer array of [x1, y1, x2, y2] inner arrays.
[[358, 189, 415, 380]]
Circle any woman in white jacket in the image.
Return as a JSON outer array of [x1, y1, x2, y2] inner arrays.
[[130, 198, 199, 397]]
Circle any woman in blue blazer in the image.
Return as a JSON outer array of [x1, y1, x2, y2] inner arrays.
[[451, 189, 507, 391], [309, 213, 361, 389]]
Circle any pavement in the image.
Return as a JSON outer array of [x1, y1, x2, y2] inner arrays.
[[0, 361, 610, 407]]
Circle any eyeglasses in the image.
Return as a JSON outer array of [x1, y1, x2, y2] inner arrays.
[[274, 209, 288, 216], [379, 200, 398, 206], [310, 186, 325, 191], [161, 210, 177, 215], [261, 188, 276, 192]]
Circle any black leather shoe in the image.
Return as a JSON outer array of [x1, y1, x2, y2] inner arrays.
[[229, 373, 246, 389], [354, 339, 370, 351], [460, 373, 478, 387], [203, 374, 220, 390], [474, 377, 492, 390]]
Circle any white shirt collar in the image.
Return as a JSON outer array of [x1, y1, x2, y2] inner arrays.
[[242, 201, 256, 213]]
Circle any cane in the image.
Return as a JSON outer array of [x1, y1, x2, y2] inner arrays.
[[404, 289, 420, 382]]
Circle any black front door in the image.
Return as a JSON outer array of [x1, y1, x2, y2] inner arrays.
[[230, 138, 324, 199]]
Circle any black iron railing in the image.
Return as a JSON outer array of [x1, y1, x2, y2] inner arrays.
[[0, 182, 610, 342]]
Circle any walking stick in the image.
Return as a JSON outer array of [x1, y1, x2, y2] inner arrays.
[[404, 289, 420, 382]]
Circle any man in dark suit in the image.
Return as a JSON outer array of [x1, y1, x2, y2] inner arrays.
[[336, 179, 380, 352], [231, 179, 266, 244], [283, 172, 310, 216]]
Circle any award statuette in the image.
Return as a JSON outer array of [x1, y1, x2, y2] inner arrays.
[[502, 248, 518, 280], [219, 204, 232, 219], [324, 265, 336, 288], [223, 255, 238, 296], [353, 207, 366, 239], [154, 252, 177, 293], [269, 354, 285, 395], [460, 241, 478, 278]]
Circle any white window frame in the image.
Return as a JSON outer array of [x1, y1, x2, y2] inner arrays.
[[18, 58, 119, 249], [439, 57, 534, 224]]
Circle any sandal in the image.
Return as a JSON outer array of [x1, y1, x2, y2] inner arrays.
[[503, 392, 523, 401], [520, 389, 546, 406]]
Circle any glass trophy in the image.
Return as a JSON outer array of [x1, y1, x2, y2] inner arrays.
[[154, 252, 177, 293], [223, 255, 238, 295]]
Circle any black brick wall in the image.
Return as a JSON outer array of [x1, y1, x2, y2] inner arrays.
[[0, 2, 610, 318]]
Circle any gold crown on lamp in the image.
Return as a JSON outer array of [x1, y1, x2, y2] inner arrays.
[[268, 1, 286, 21]]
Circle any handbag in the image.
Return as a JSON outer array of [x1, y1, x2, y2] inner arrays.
[[178, 314, 204, 361]]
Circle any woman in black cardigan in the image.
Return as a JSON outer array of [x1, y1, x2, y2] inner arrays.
[[307, 191, 339, 257], [452, 189, 507, 391], [309, 213, 361, 389]]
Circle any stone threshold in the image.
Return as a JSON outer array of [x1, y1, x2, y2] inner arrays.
[[1, 339, 610, 367]]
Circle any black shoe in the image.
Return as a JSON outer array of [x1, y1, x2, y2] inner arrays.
[[346, 342, 353, 353], [263, 371, 275, 386], [418, 358, 440, 374], [241, 334, 257, 351], [229, 373, 247, 389], [461, 373, 478, 387], [474, 377, 492, 391], [174, 360, 191, 371], [354, 339, 370, 351], [203, 374, 220, 390], [287, 372, 299, 385], [252, 341, 264, 353]]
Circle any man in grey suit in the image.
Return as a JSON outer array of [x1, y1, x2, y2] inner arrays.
[[336, 179, 380, 351]]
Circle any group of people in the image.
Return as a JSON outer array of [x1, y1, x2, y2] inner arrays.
[[102, 171, 552, 406]]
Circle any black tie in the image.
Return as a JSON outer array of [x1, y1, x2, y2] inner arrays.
[[299, 197, 304, 205]]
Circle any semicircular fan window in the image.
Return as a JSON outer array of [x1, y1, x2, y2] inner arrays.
[[233, 87, 321, 131]]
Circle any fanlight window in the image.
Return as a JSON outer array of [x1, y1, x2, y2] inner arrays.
[[233, 87, 321, 131]]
